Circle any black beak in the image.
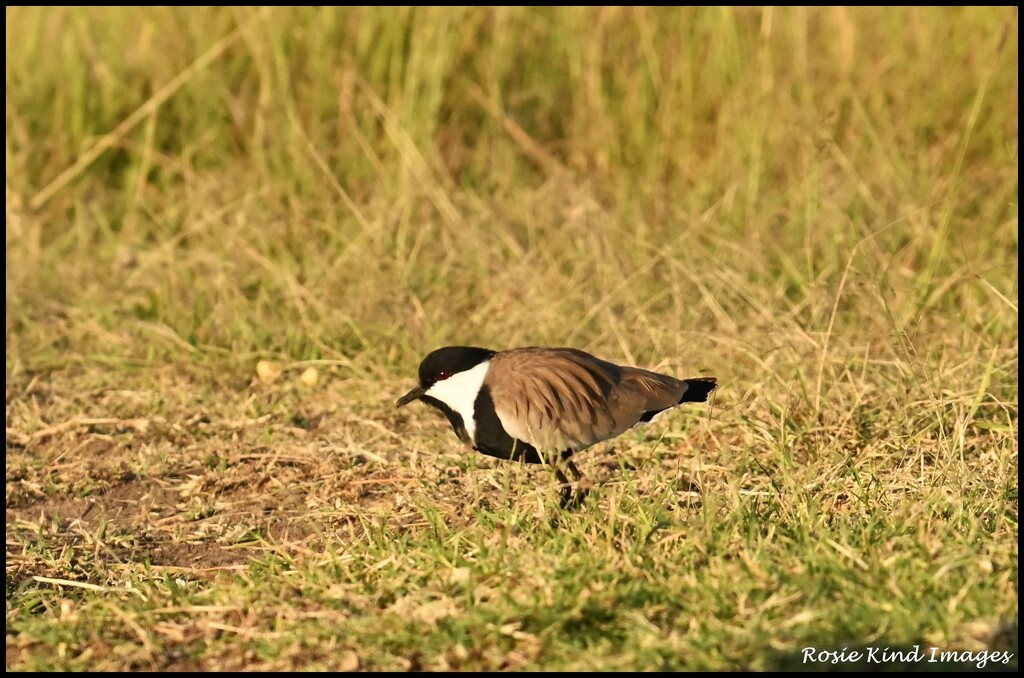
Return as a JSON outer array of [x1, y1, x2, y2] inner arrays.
[[395, 386, 427, 408]]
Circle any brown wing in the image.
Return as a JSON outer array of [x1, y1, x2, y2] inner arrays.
[[487, 347, 692, 452]]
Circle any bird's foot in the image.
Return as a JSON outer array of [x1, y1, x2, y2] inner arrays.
[[556, 462, 591, 510], [568, 486, 590, 509], [558, 482, 591, 510], [558, 482, 574, 509]]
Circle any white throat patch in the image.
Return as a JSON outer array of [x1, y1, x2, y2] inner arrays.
[[424, 360, 490, 442]]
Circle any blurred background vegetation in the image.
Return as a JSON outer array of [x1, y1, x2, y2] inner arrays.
[[6, 7, 1016, 381]]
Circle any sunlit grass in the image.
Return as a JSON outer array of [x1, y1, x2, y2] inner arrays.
[[5, 6, 1018, 671]]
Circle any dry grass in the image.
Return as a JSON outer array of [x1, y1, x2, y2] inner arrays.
[[5, 6, 1019, 671]]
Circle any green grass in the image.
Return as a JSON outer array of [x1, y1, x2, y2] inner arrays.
[[5, 6, 1018, 671]]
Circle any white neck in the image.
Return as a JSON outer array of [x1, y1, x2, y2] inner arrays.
[[424, 360, 490, 442]]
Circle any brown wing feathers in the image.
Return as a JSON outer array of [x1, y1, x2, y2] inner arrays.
[[487, 348, 712, 452]]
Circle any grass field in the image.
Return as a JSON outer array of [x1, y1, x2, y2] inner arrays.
[[5, 6, 1018, 671]]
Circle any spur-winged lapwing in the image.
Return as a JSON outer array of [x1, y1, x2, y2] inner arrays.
[[396, 346, 717, 508]]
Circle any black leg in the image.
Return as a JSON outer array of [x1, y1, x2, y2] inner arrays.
[[554, 456, 589, 510], [565, 459, 589, 508], [555, 467, 573, 509]]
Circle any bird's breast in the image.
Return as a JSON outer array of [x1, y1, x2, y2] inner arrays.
[[470, 385, 544, 464]]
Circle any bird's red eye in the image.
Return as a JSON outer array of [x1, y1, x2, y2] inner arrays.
[[437, 371, 451, 381]]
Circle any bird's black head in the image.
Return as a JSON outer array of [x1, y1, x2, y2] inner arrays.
[[395, 346, 496, 408], [417, 346, 496, 388]]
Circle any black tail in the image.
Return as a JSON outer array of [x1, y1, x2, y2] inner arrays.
[[680, 377, 717, 404]]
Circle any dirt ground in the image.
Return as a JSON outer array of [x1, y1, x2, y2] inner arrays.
[[6, 367, 422, 588]]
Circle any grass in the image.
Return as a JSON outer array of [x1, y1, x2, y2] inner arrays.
[[5, 6, 1018, 671]]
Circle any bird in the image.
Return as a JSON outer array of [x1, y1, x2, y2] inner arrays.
[[395, 346, 717, 509]]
